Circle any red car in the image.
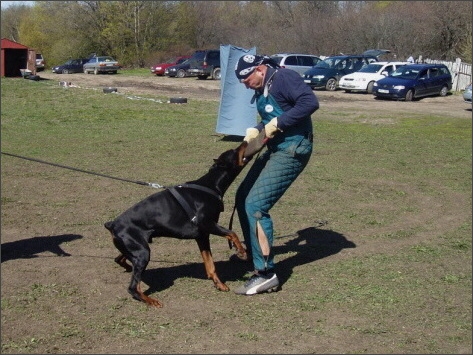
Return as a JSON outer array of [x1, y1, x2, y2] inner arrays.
[[150, 55, 190, 76]]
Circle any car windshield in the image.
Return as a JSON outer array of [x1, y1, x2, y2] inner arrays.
[[64, 59, 74, 65], [390, 66, 420, 79], [314, 58, 341, 69], [97, 56, 115, 62], [358, 64, 383, 73]]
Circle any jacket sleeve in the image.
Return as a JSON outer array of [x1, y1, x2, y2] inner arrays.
[[270, 69, 319, 131]]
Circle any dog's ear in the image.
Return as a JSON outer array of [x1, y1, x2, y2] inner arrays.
[[236, 141, 248, 167]]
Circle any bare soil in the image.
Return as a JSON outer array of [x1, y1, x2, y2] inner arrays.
[[1, 71, 471, 354]]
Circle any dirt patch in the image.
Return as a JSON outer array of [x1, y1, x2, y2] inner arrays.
[[38, 71, 471, 119]]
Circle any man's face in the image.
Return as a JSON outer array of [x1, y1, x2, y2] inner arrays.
[[241, 66, 265, 90]]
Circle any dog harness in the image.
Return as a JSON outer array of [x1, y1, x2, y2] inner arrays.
[[168, 184, 223, 225]]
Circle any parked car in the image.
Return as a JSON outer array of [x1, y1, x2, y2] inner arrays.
[[463, 83, 472, 105], [83, 55, 120, 74], [164, 59, 194, 78], [303, 54, 378, 91], [187, 49, 221, 80], [35, 53, 45, 71], [270, 53, 321, 76], [150, 55, 190, 76], [372, 63, 452, 101], [339, 61, 409, 94], [52, 58, 90, 74]]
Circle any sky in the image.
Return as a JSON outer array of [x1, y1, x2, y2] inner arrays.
[[1, 1, 34, 9]]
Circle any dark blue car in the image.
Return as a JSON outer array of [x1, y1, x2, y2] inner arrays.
[[372, 64, 452, 101], [303, 55, 378, 91], [52, 58, 89, 74], [164, 59, 193, 78]]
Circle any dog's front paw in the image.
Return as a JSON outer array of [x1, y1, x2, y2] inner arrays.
[[215, 282, 230, 292], [235, 250, 249, 261]]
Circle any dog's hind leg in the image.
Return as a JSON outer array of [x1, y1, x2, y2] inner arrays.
[[112, 234, 163, 308], [195, 236, 229, 292], [114, 254, 132, 272]]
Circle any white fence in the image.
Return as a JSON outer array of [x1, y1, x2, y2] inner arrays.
[[423, 58, 472, 92]]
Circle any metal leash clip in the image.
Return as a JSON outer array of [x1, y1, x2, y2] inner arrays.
[[148, 182, 165, 189]]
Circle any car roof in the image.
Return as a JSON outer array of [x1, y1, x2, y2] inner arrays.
[[272, 53, 317, 56], [402, 63, 448, 69], [325, 54, 377, 59], [369, 61, 410, 65], [363, 49, 391, 57]]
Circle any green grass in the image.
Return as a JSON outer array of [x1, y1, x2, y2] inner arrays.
[[1, 77, 471, 354]]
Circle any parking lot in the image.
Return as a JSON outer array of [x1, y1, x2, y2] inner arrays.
[[38, 71, 472, 120]]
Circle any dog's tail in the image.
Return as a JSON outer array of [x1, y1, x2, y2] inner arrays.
[[104, 221, 114, 231]]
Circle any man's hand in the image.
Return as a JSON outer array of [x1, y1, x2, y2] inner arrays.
[[244, 127, 259, 143], [264, 117, 280, 139]]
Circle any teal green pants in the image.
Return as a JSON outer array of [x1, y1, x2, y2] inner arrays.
[[235, 136, 312, 272]]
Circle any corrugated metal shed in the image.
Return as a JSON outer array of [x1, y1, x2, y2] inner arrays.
[[1, 38, 36, 77]]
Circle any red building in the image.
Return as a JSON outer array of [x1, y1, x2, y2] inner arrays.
[[1, 38, 36, 77]]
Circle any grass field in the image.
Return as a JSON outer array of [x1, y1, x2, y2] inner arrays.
[[1, 76, 472, 354]]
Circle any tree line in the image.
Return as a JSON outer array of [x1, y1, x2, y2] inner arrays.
[[1, 1, 471, 68]]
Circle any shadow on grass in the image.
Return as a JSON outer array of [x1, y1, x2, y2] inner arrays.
[[1, 234, 83, 263], [141, 256, 252, 296], [274, 227, 356, 285], [220, 135, 243, 142], [140, 226, 355, 295]]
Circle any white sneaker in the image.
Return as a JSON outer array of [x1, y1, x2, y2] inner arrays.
[[234, 272, 280, 295]]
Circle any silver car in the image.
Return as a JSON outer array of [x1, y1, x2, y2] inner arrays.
[[463, 83, 472, 105], [83, 56, 120, 75], [270, 53, 321, 76]]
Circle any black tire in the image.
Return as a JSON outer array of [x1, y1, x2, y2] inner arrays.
[[63, 69, 69, 74], [405, 89, 414, 101], [325, 78, 337, 91], [197, 75, 209, 80], [176, 69, 186, 78], [367, 81, 375, 94], [212, 67, 221, 80], [439, 85, 448, 97], [169, 97, 187, 104]]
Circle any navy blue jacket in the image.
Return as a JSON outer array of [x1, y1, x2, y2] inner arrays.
[[254, 67, 319, 132]]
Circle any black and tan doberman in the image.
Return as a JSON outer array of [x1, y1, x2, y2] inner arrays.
[[104, 142, 250, 308]]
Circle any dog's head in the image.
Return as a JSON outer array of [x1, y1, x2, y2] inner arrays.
[[213, 141, 248, 171]]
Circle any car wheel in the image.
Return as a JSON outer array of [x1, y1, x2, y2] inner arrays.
[[439, 85, 448, 97], [325, 78, 337, 91], [212, 68, 221, 80], [367, 81, 375, 94], [344, 90, 351, 93], [94, 67, 99, 75], [176, 69, 186, 78], [63, 69, 69, 74], [405, 89, 414, 101]]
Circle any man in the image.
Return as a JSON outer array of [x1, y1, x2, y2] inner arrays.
[[232, 55, 319, 295]]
